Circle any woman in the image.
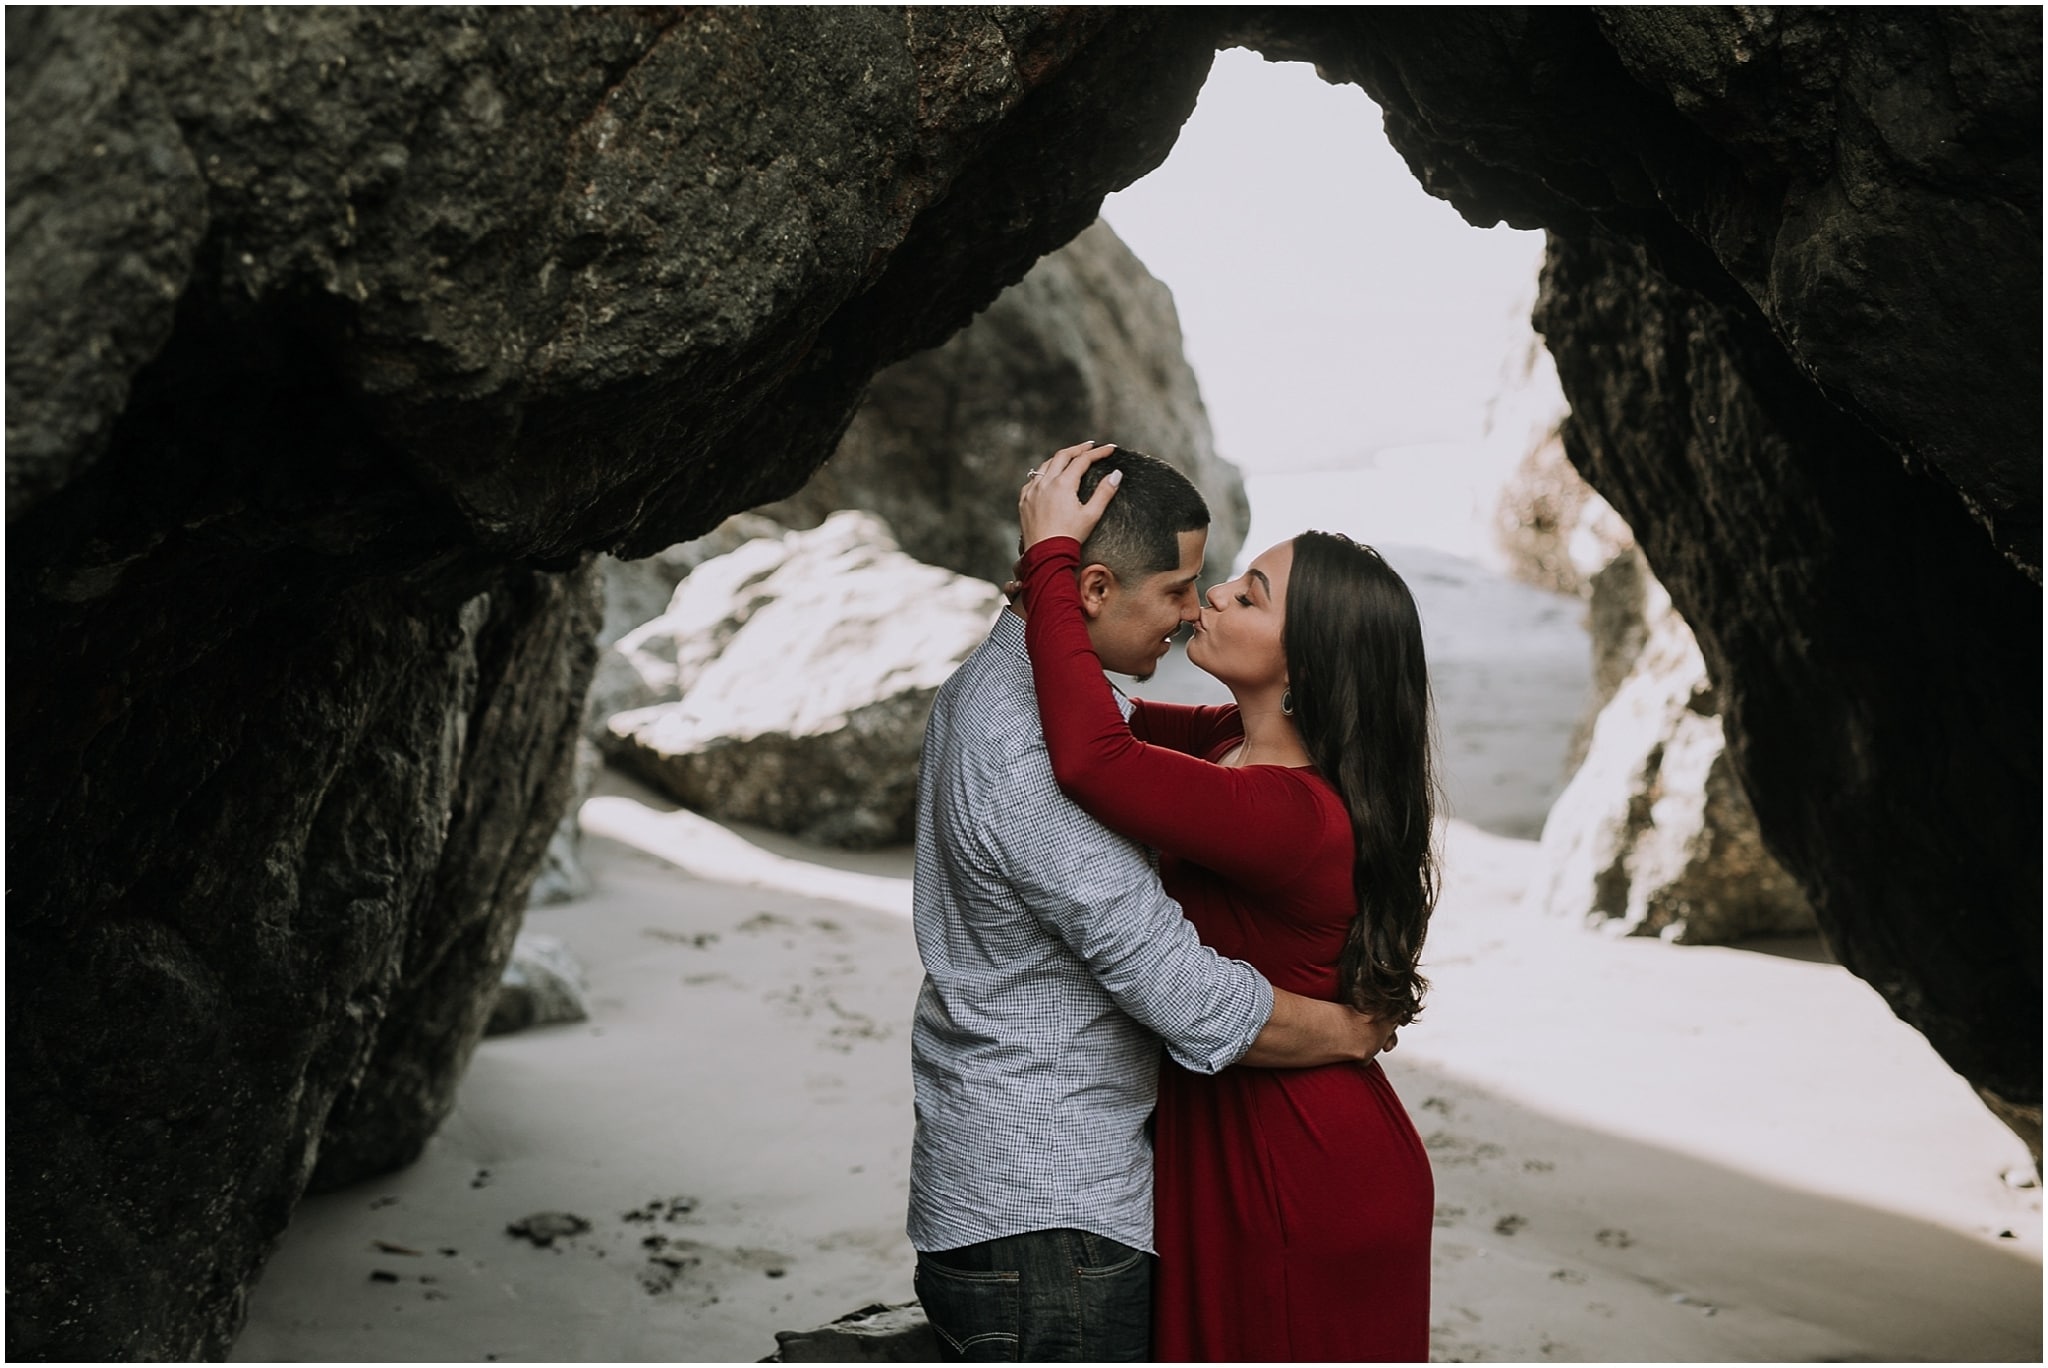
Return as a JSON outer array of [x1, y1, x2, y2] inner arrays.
[[1016, 442, 1438, 1362]]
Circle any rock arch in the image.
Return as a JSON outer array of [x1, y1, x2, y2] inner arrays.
[[6, 8, 2037, 1357]]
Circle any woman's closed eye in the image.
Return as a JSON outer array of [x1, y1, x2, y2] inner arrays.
[[1236, 593, 1253, 607]]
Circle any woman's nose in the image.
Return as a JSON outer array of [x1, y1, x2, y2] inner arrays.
[[1206, 582, 1229, 610]]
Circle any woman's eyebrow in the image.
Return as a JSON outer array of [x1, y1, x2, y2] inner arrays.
[[1248, 569, 1272, 599]]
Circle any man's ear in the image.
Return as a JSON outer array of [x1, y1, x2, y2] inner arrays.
[[1076, 563, 1118, 619]]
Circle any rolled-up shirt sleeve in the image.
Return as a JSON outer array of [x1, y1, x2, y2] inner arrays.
[[976, 749, 1274, 1074]]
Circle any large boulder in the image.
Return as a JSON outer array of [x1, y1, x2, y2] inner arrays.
[[594, 513, 789, 651], [588, 529, 799, 732], [753, 218, 1249, 585], [606, 512, 1002, 847], [1495, 424, 1633, 603], [1536, 566, 1816, 944], [7, 551, 602, 1359], [1502, 402, 1816, 945], [1496, 417, 1645, 773], [485, 932, 592, 1037], [587, 513, 791, 817], [304, 563, 604, 1192]]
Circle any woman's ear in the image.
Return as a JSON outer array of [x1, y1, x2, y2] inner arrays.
[[1076, 563, 1118, 619]]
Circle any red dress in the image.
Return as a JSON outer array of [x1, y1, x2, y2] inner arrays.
[[1020, 538, 1434, 1363]]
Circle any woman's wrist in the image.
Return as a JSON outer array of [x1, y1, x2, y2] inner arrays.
[[1019, 535, 1081, 567]]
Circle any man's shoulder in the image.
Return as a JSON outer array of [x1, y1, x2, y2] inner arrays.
[[934, 634, 1042, 758]]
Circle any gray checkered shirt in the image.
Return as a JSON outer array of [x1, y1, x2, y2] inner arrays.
[[906, 609, 1274, 1254]]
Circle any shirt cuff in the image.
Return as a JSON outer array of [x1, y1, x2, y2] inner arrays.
[[1164, 969, 1276, 1075]]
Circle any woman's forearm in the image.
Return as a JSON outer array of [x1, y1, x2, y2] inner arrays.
[[1020, 538, 1328, 884], [1239, 988, 1394, 1068]]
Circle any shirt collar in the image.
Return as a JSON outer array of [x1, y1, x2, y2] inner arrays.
[[992, 605, 1029, 661]]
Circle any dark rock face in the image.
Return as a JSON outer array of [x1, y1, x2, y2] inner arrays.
[[8, 8, 1220, 556], [1247, 7, 2041, 575], [6, 5, 2039, 1359], [7, 554, 599, 1358], [755, 219, 1249, 585], [307, 563, 603, 1191], [1534, 230, 2039, 1130]]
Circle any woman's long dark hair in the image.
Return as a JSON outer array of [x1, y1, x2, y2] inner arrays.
[[1284, 532, 1440, 1025]]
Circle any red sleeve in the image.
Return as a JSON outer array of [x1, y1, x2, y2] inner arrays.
[[1020, 537, 1336, 889], [1127, 697, 1241, 759]]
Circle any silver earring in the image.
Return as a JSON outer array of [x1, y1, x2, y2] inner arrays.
[[1281, 688, 1295, 717]]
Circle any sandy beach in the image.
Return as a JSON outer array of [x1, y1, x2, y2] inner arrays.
[[233, 755, 2040, 1363]]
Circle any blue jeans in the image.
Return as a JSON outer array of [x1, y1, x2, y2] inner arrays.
[[914, 1227, 1153, 1361]]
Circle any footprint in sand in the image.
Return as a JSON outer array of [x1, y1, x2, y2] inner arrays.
[[1493, 1214, 1527, 1237], [636, 1237, 793, 1298], [506, 1212, 591, 1247], [1596, 1227, 1635, 1249], [622, 1195, 700, 1224], [826, 1010, 890, 1050], [765, 984, 817, 1017], [638, 1240, 703, 1295], [1423, 1131, 1505, 1166], [644, 928, 720, 949], [766, 984, 891, 1051]]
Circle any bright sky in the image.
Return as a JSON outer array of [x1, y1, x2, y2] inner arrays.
[[1101, 47, 1555, 478]]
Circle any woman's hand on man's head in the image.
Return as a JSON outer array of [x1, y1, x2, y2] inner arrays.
[[1018, 440, 1120, 551]]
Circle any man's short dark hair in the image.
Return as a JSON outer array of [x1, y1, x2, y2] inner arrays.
[[1075, 448, 1210, 582]]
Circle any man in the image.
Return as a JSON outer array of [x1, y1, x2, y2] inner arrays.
[[907, 442, 1391, 1361]]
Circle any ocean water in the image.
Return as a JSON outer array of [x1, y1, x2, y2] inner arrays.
[[1133, 468, 1593, 839]]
